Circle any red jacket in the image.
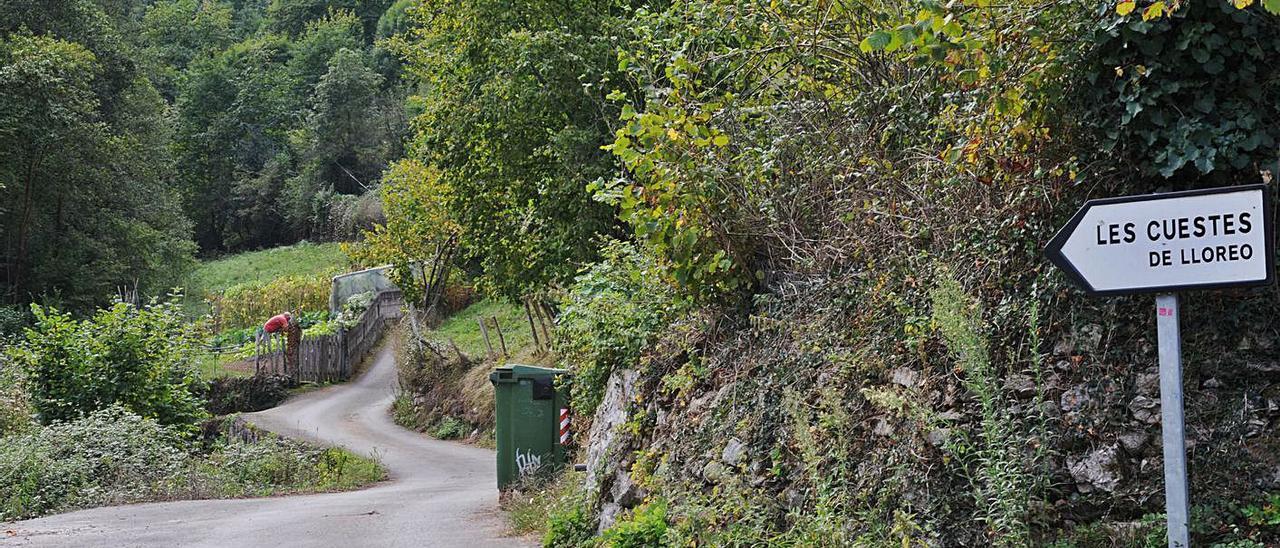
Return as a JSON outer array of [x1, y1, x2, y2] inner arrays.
[[264, 314, 290, 333]]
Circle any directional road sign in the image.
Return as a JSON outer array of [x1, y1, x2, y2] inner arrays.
[[1045, 184, 1273, 296]]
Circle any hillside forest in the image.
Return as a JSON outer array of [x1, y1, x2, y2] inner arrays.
[[1, 0, 407, 313], [6, 0, 1280, 546]]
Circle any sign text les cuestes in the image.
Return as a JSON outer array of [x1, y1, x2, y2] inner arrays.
[[1045, 184, 1274, 296]]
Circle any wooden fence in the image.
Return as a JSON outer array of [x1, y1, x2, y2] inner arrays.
[[267, 290, 403, 383]]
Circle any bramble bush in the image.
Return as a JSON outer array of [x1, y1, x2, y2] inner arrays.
[[8, 298, 207, 428]]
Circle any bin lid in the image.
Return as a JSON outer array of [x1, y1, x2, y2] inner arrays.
[[489, 366, 515, 385], [489, 364, 568, 385]]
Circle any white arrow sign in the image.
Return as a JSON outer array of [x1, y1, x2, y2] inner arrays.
[[1046, 184, 1274, 295]]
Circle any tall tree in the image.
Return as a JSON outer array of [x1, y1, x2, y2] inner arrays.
[[392, 0, 627, 301], [0, 2, 196, 310]]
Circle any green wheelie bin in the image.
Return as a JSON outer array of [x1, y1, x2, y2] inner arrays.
[[490, 364, 571, 490]]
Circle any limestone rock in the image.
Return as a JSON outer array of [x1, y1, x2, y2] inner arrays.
[[584, 369, 640, 494], [611, 468, 646, 508], [721, 437, 747, 466], [597, 503, 623, 535], [1128, 396, 1160, 425], [702, 461, 729, 483], [1068, 444, 1124, 494], [872, 418, 895, 436], [1118, 431, 1148, 453], [1060, 384, 1090, 416], [1053, 339, 1074, 356], [891, 367, 920, 388], [1135, 372, 1159, 395], [926, 428, 951, 447], [1078, 324, 1103, 354], [1004, 373, 1037, 399]]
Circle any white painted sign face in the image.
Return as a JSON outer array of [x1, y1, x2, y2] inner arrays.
[[1046, 185, 1274, 295]]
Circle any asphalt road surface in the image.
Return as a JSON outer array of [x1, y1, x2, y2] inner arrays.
[[2, 343, 529, 548]]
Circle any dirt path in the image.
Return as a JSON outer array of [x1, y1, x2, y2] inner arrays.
[[1, 344, 530, 548]]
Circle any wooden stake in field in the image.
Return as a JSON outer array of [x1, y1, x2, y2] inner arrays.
[[491, 316, 508, 356], [478, 317, 494, 356], [534, 300, 553, 347], [523, 298, 542, 351]]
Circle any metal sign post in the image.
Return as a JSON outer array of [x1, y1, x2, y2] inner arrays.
[[1046, 184, 1275, 548], [1155, 294, 1189, 548]]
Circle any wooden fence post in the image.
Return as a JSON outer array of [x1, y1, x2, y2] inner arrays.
[[492, 316, 508, 356], [478, 317, 494, 356], [534, 300, 553, 348], [523, 299, 542, 351]]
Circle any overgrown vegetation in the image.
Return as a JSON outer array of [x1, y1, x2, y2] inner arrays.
[[453, 0, 1280, 545], [391, 294, 549, 443], [504, 472, 593, 545], [392, 326, 492, 443], [932, 275, 1044, 545], [8, 0, 1280, 544], [0, 407, 385, 521], [0, 353, 34, 437], [554, 241, 685, 416], [211, 273, 334, 331]]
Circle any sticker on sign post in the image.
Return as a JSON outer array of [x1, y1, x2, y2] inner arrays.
[[1045, 184, 1273, 295]]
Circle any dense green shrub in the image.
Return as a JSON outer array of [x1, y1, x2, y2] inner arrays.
[[388, 0, 625, 301], [8, 299, 207, 428], [431, 415, 468, 440], [0, 305, 27, 337], [554, 241, 687, 416], [1083, 2, 1280, 179], [542, 503, 596, 548]]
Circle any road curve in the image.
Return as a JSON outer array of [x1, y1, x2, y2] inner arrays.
[[2, 343, 530, 548]]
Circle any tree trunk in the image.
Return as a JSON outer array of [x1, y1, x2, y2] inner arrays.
[[12, 150, 43, 300]]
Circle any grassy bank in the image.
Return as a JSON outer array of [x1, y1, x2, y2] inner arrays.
[[428, 299, 542, 363], [392, 298, 555, 445], [183, 242, 351, 318], [189, 242, 350, 296]]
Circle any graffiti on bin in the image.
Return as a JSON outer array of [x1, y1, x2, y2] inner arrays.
[[516, 448, 542, 477]]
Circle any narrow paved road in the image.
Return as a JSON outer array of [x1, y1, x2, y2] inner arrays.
[[2, 343, 529, 548]]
